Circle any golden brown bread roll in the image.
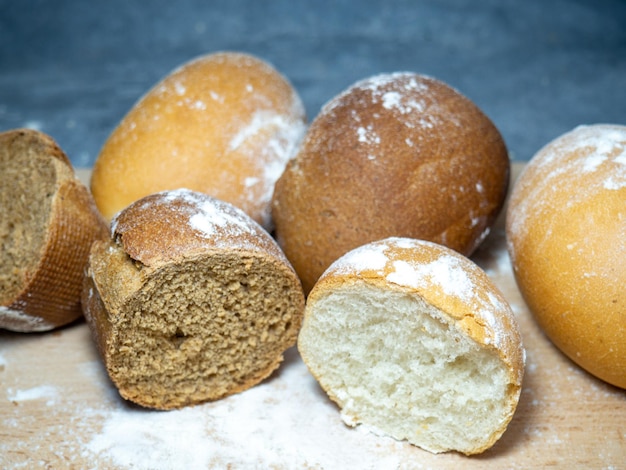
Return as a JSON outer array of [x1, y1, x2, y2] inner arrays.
[[82, 188, 305, 409], [272, 72, 509, 293], [506, 124, 626, 389], [90, 51, 306, 229], [0, 129, 109, 332], [298, 237, 524, 455]]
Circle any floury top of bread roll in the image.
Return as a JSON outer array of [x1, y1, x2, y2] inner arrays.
[[0, 129, 109, 332], [506, 124, 626, 389], [90, 51, 306, 230], [82, 188, 305, 410], [298, 237, 524, 455], [272, 72, 510, 293]]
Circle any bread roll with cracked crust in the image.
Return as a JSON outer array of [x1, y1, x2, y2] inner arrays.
[[0, 129, 108, 332], [506, 124, 626, 389], [272, 72, 509, 293], [82, 188, 305, 409], [91, 51, 306, 229], [298, 237, 524, 455]]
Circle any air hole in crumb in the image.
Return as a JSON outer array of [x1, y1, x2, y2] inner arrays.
[[170, 328, 187, 349]]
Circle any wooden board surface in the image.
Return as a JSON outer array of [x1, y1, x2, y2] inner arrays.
[[1, 164, 624, 469]]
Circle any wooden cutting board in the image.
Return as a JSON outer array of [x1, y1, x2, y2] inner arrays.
[[1, 164, 624, 469]]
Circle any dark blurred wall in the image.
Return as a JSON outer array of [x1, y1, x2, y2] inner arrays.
[[1, 0, 625, 166]]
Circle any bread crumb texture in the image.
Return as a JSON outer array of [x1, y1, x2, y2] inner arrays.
[[298, 237, 524, 455], [83, 189, 304, 409], [506, 124, 626, 389]]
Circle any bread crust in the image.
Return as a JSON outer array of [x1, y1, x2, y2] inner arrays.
[[90, 51, 306, 229], [0, 129, 109, 332], [299, 237, 524, 455], [110, 188, 290, 269], [506, 124, 626, 389], [272, 73, 509, 293]]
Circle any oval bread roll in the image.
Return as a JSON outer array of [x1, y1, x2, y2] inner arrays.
[[272, 72, 510, 292], [506, 124, 626, 389], [90, 51, 306, 229], [298, 237, 524, 455], [82, 189, 305, 409], [0, 129, 109, 332]]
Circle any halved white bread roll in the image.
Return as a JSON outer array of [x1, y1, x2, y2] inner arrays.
[[298, 237, 524, 455]]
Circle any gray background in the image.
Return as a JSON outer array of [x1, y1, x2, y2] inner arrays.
[[1, 0, 625, 167]]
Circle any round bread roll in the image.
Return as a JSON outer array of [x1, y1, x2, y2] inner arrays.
[[506, 124, 626, 389], [90, 51, 306, 229], [82, 188, 305, 410], [272, 72, 509, 293], [298, 237, 524, 455], [0, 129, 108, 332]]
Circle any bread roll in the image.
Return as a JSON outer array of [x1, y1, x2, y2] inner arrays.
[[0, 129, 108, 332], [298, 237, 524, 455], [82, 188, 305, 409], [506, 124, 626, 389], [272, 72, 509, 293], [90, 51, 306, 229]]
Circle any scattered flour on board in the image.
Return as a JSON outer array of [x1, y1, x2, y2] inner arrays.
[[86, 406, 214, 470], [8, 384, 58, 405], [83, 349, 405, 470]]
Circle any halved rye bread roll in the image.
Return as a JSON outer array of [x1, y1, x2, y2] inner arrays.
[[82, 189, 305, 409], [0, 128, 108, 332]]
